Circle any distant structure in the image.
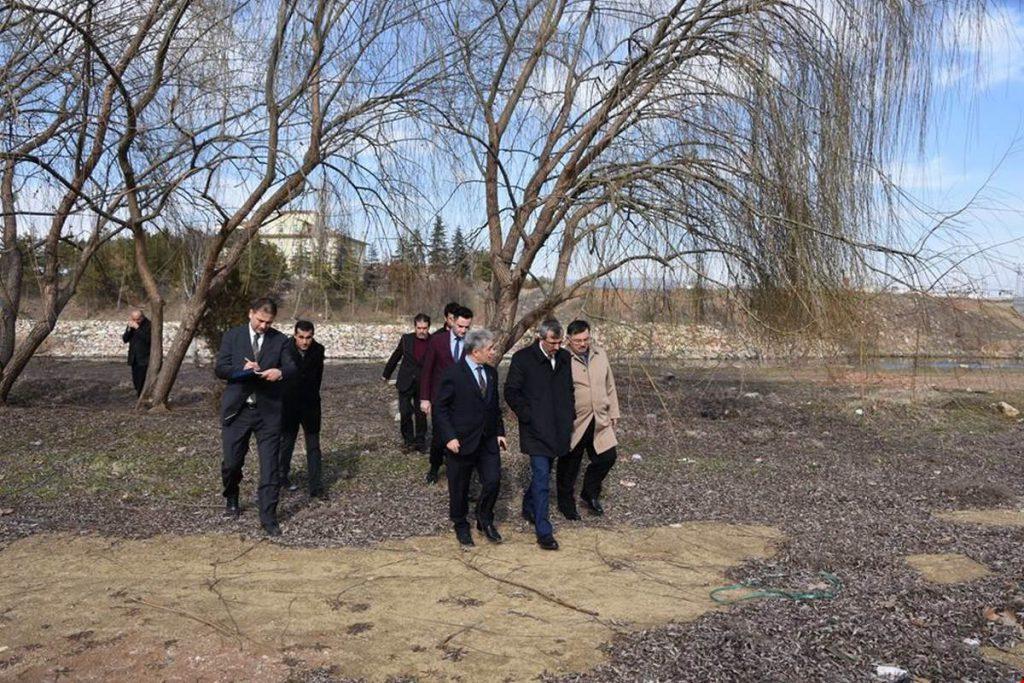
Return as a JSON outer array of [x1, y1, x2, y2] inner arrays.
[[261, 210, 367, 276], [1015, 265, 1024, 317]]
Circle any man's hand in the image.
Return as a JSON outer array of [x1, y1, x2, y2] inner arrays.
[[420, 400, 431, 415], [497, 436, 507, 451], [127, 319, 139, 329], [382, 375, 389, 382], [243, 358, 260, 372], [258, 368, 282, 382], [446, 438, 460, 454]]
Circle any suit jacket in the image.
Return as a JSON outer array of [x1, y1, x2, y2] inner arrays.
[[122, 318, 152, 367], [282, 338, 325, 430], [214, 324, 296, 427], [569, 345, 620, 452], [383, 333, 425, 393], [433, 359, 505, 455], [504, 341, 575, 457], [419, 329, 465, 402]]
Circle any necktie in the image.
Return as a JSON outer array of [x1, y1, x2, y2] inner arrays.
[[475, 365, 486, 395], [453, 336, 462, 360], [252, 332, 262, 361]]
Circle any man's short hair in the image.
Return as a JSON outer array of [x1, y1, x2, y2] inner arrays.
[[464, 328, 494, 353], [414, 313, 431, 326], [294, 320, 314, 334], [537, 318, 562, 339], [566, 319, 590, 336], [455, 305, 474, 320], [250, 297, 278, 315], [443, 302, 460, 318]]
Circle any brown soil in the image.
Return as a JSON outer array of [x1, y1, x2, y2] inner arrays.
[[904, 554, 991, 584], [0, 523, 779, 682], [935, 509, 1024, 527]]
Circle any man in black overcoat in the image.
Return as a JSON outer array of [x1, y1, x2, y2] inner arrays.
[[504, 319, 575, 550], [382, 313, 431, 452], [121, 309, 151, 396], [280, 319, 325, 497]]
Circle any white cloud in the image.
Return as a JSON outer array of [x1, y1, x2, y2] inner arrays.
[[938, 4, 1024, 91]]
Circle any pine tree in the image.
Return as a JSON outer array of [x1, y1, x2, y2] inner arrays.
[[411, 227, 426, 265], [367, 242, 380, 264], [428, 216, 448, 268], [395, 233, 412, 264], [450, 227, 470, 279]]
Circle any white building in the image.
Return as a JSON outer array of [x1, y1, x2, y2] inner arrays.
[[260, 210, 366, 276]]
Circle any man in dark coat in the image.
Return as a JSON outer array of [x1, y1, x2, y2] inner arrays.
[[382, 313, 431, 452], [121, 309, 151, 396], [214, 297, 297, 536], [504, 319, 575, 550], [433, 329, 506, 547], [280, 320, 325, 497], [419, 305, 473, 484]]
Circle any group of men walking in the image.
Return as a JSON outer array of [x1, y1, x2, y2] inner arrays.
[[127, 297, 620, 545], [384, 305, 621, 550]]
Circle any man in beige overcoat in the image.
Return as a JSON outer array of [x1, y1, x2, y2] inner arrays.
[[556, 319, 620, 517]]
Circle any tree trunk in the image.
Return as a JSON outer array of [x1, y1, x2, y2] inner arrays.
[[0, 160, 22, 373], [0, 316, 57, 404], [146, 300, 206, 410], [131, 227, 165, 409]]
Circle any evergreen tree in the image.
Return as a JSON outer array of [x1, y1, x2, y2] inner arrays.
[[367, 242, 380, 264], [411, 227, 426, 265], [428, 215, 448, 268], [450, 227, 470, 279], [395, 233, 412, 264]]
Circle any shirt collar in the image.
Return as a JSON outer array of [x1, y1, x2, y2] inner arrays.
[[464, 355, 483, 373]]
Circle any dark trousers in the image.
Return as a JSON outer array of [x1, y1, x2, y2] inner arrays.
[[446, 440, 501, 532], [522, 454, 555, 537], [557, 419, 617, 511], [279, 410, 323, 494], [398, 386, 427, 449], [428, 417, 445, 471], [131, 363, 148, 396], [221, 406, 281, 526]]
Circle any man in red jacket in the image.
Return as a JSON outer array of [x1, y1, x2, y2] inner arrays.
[[419, 305, 473, 484]]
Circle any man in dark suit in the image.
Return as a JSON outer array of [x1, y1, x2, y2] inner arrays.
[[504, 319, 575, 551], [382, 313, 431, 452], [280, 320, 325, 497], [214, 297, 297, 536], [433, 329, 506, 546], [121, 309, 151, 396], [419, 305, 473, 484]]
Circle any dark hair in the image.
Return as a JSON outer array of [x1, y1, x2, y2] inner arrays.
[[566, 319, 590, 336], [294, 320, 314, 334], [414, 313, 431, 325], [455, 305, 474, 320], [250, 297, 278, 315], [443, 302, 460, 318]]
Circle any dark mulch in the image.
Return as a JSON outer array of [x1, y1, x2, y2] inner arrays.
[[2, 357, 1024, 681]]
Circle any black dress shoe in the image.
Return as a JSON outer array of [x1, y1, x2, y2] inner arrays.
[[455, 528, 474, 547], [560, 507, 582, 521], [476, 521, 502, 543], [262, 522, 282, 537], [521, 509, 535, 525], [309, 488, 325, 499], [581, 493, 605, 516], [425, 468, 439, 485], [537, 535, 559, 551], [224, 496, 240, 518]]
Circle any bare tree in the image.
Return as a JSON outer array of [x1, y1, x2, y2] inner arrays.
[[136, 0, 440, 409], [423, 0, 987, 352], [0, 0, 194, 403]]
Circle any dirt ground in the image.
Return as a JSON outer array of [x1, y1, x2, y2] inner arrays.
[[0, 523, 779, 681], [2, 357, 1024, 681]]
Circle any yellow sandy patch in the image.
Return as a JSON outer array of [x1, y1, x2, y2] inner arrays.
[[905, 554, 990, 584], [935, 509, 1024, 527], [0, 523, 780, 682]]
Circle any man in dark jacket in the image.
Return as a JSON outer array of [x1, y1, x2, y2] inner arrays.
[[419, 305, 473, 483], [280, 320, 326, 497], [433, 329, 506, 547], [214, 297, 297, 536], [382, 313, 431, 452], [121, 309, 151, 396], [504, 319, 574, 550]]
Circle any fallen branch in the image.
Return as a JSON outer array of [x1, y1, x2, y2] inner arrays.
[[460, 557, 600, 618]]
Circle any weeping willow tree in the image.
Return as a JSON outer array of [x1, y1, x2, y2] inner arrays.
[[422, 0, 988, 350]]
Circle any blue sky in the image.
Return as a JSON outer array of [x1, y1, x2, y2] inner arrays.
[[896, 0, 1024, 294]]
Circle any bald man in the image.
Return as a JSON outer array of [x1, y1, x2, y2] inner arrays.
[[121, 309, 152, 396]]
